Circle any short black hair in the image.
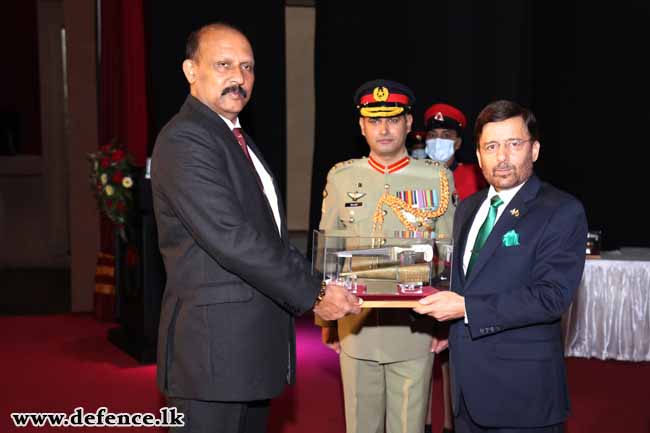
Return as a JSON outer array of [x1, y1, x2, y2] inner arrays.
[[474, 100, 539, 146], [185, 22, 245, 61]]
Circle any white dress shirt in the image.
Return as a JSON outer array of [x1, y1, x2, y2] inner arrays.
[[462, 181, 526, 274], [461, 181, 526, 324], [219, 115, 282, 236]]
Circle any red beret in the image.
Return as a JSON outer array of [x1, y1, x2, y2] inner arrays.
[[424, 103, 467, 131]]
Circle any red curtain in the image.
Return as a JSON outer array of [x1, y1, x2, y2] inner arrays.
[[119, 0, 148, 167], [98, 0, 149, 252], [99, 0, 148, 165]]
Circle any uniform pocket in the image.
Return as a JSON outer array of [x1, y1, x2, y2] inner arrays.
[[338, 203, 372, 234]]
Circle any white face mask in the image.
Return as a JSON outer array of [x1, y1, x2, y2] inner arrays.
[[411, 148, 428, 159], [425, 138, 455, 162]]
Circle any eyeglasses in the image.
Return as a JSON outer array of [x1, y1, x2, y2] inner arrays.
[[480, 138, 532, 154]]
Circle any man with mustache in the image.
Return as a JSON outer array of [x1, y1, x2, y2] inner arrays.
[[222, 83, 247, 98], [318, 79, 456, 433], [414, 100, 587, 432], [151, 23, 361, 433]]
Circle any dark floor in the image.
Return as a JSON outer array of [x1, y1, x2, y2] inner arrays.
[[0, 268, 70, 314]]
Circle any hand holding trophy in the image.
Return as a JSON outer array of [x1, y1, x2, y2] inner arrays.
[[313, 280, 363, 321]]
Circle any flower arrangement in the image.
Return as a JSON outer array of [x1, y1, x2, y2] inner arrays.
[[88, 143, 135, 240]]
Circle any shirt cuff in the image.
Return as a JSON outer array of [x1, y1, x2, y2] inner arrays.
[[464, 302, 469, 324]]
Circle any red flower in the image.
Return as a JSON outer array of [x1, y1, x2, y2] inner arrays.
[[111, 150, 125, 162], [106, 199, 113, 208], [116, 201, 126, 212], [100, 158, 110, 168], [112, 171, 124, 183], [101, 144, 111, 152]]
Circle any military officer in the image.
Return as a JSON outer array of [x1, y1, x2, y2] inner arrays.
[[424, 102, 487, 201], [318, 79, 456, 433]]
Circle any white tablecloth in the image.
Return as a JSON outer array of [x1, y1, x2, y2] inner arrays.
[[563, 249, 650, 361]]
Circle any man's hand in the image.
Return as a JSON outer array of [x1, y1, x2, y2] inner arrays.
[[313, 283, 363, 321], [430, 337, 449, 354], [321, 327, 341, 353], [413, 291, 465, 321]]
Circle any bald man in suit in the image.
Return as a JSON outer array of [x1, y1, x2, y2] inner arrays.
[[151, 23, 360, 433]]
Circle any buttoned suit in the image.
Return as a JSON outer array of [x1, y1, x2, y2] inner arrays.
[[152, 95, 319, 406], [448, 175, 587, 430]]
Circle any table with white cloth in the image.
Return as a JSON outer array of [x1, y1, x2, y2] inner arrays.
[[563, 248, 650, 362]]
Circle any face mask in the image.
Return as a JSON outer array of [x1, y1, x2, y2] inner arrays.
[[425, 138, 455, 162], [411, 148, 428, 159]]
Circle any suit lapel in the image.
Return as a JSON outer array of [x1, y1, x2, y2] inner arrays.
[[184, 95, 287, 241], [455, 192, 486, 288], [464, 176, 541, 287], [245, 134, 288, 242], [186, 95, 250, 165]]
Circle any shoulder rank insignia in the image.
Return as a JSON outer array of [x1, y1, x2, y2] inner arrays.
[[328, 158, 356, 177]]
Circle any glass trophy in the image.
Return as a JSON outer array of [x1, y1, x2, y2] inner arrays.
[[312, 230, 452, 306], [431, 239, 453, 290]]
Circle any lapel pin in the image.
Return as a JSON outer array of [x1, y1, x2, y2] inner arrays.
[[510, 208, 520, 217]]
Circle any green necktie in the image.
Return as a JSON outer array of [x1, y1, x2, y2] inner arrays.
[[467, 195, 504, 275]]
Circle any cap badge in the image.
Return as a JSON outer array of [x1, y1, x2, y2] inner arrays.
[[372, 86, 389, 102], [434, 112, 445, 122]]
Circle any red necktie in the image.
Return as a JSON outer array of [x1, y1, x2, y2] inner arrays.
[[232, 127, 264, 191], [233, 128, 252, 161]]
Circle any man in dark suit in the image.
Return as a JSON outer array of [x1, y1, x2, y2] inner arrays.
[[151, 23, 361, 433], [414, 100, 587, 432]]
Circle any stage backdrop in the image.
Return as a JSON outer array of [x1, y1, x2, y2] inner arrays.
[[145, 1, 287, 198], [310, 1, 650, 250]]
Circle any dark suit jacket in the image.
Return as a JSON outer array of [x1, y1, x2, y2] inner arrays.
[[151, 95, 319, 402], [449, 175, 587, 428]]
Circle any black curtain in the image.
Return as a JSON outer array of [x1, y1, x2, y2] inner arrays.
[[145, 1, 287, 198], [311, 1, 650, 250]]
